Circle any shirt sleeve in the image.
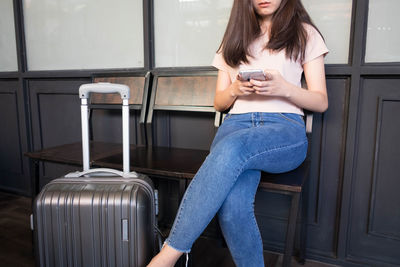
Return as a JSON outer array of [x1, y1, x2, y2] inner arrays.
[[211, 52, 238, 83], [212, 52, 231, 72], [302, 25, 329, 65]]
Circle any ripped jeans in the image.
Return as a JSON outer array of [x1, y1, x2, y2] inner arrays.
[[165, 112, 308, 267]]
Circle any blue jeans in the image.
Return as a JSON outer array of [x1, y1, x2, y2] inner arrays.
[[165, 112, 308, 267]]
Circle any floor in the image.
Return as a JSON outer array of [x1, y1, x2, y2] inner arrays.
[[0, 191, 338, 267], [0, 191, 35, 267]]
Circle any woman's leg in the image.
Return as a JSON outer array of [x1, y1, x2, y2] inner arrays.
[[218, 169, 264, 267], [165, 120, 307, 249], [148, 113, 307, 266]]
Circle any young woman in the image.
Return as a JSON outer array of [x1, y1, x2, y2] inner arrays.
[[148, 0, 328, 266]]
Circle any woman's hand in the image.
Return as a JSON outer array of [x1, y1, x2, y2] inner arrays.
[[250, 69, 293, 98], [230, 75, 255, 97], [214, 70, 256, 112]]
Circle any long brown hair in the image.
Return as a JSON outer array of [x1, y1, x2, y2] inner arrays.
[[218, 0, 321, 67]]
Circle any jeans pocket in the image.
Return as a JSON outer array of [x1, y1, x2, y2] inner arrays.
[[278, 113, 305, 128]]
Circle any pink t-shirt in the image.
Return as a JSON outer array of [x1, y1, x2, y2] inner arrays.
[[212, 24, 329, 115]]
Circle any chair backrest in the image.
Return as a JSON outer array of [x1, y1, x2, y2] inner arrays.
[[89, 73, 151, 145], [146, 71, 220, 146]]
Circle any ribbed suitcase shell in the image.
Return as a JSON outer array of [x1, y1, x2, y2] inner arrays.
[[33, 175, 156, 267]]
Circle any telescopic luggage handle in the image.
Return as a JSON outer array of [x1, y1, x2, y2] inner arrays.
[[65, 168, 138, 178], [79, 82, 130, 100], [79, 82, 133, 176]]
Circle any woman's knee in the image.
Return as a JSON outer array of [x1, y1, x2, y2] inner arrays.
[[210, 135, 249, 167]]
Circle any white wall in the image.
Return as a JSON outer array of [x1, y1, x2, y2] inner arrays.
[[0, 0, 18, 72]]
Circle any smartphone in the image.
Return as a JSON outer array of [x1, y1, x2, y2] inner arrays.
[[238, 69, 266, 81]]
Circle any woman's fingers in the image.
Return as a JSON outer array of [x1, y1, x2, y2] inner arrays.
[[237, 80, 255, 95], [229, 79, 255, 97], [239, 85, 255, 95], [250, 79, 268, 87]]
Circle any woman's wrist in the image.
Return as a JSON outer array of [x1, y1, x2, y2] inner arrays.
[[229, 84, 237, 98], [230, 87, 236, 97], [284, 82, 297, 99]]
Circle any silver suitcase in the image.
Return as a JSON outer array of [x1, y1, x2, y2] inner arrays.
[[32, 83, 158, 267]]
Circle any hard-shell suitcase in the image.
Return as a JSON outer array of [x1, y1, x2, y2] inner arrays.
[[31, 83, 158, 267]]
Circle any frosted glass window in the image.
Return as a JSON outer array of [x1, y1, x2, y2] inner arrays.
[[0, 0, 18, 72], [23, 0, 144, 70], [303, 0, 353, 64], [365, 0, 400, 63], [154, 0, 233, 67]]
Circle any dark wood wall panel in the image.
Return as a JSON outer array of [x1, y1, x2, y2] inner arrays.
[[28, 79, 90, 186], [152, 111, 217, 150], [347, 78, 400, 266], [37, 93, 81, 147], [370, 99, 400, 239], [0, 80, 30, 194], [91, 109, 141, 145], [168, 111, 217, 150], [39, 162, 79, 188], [0, 91, 22, 174], [153, 111, 171, 147], [29, 79, 89, 150], [305, 78, 349, 257]]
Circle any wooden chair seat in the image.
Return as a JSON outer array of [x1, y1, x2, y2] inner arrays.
[[260, 160, 310, 193]]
